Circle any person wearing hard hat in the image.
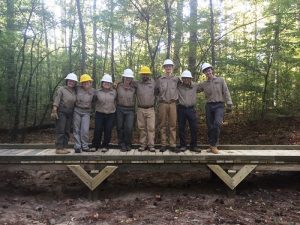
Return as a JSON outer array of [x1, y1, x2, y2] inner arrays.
[[116, 68, 136, 151], [90, 74, 117, 152], [155, 59, 180, 152], [199, 63, 233, 154], [73, 74, 95, 153], [51, 73, 78, 154], [177, 70, 202, 152], [134, 66, 156, 152]]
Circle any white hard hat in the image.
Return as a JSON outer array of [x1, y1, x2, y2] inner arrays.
[[163, 59, 174, 66], [65, 73, 78, 82], [201, 63, 213, 72], [101, 74, 113, 83], [122, 68, 134, 78], [181, 70, 193, 78]]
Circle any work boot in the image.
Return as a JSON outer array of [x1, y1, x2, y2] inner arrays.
[[89, 144, 99, 151], [138, 145, 147, 152], [82, 148, 91, 152], [179, 146, 186, 152], [120, 143, 127, 152], [101, 147, 109, 153], [56, 148, 70, 154], [126, 145, 132, 151], [190, 146, 201, 153], [160, 146, 167, 152], [170, 147, 180, 153], [210, 146, 220, 154], [149, 146, 156, 152]]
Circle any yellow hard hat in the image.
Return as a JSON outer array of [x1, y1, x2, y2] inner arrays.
[[80, 74, 93, 83], [139, 66, 151, 75]]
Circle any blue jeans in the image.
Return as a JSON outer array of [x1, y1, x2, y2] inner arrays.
[[177, 105, 198, 147], [92, 111, 115, 148], [205, 102, 224, 146], [116, 106, 135, 146]]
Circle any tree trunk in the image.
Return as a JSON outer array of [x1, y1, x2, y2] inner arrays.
[[173, 0, 183, 74], [92, 0, 97, 87], [76, 0, 86, 73], [22, 36, 37, 142], [188, 0, 198, 78], [164, 0, 172, 59], [209, 0, 215, 66], [5, 0, 17, 132]]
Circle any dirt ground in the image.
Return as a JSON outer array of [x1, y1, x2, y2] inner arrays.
[[1, 116, 300, 225]]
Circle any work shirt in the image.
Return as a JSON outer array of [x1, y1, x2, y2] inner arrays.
[[116, 83, 136, 107], [156, 75, 179, 102], [199, 76, 233, 105], [134, 78, 156, 107], [95, 88, 117, 114], [75, 86, 95, 110], [53, 86, 76, 109], [178, 83, 202, 107]]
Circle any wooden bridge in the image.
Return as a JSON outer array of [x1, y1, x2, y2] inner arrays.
[[1, 144, 300, 191]]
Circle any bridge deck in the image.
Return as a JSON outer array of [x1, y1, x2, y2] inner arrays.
[[0, 145, 300, 165], [1, 144, 300, 190]]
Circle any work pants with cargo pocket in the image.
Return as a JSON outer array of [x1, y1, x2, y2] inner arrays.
[[116, 106, 135, 147], [92, 111, 115, 148], [158, 102, 177, 147], [177, 105, 198, 148], [55, 108, 73, 149], [73, 107, 91, 151], [205, 102, 224, 147], [137, 107, 155, 148]]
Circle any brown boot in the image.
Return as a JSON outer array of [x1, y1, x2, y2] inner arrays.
[[56, 148, 70, 154], [210, 146, 220, 154]]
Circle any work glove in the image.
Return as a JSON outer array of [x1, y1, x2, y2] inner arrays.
[[226, 104, 233, 113], [51, 109, 59, 120]]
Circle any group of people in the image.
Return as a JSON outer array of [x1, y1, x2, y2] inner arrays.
[[51, 59, 233, 155]]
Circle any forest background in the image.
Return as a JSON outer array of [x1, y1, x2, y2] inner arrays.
[[0, 0, 299, 142]]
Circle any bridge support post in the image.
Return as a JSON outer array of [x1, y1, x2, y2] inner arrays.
[[67, 165, 118, 191], [207, 164, 257, 190]]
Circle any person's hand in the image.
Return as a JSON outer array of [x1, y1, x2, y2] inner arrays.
[[51, 109, 59, 120], [226, 104, 233, 113]]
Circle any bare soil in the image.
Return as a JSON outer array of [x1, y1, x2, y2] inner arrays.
[[1, 116, 300, 225]]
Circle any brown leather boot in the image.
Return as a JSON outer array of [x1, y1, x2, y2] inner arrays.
[[210, 146, 220, 154], [56, 148, 70, 154]]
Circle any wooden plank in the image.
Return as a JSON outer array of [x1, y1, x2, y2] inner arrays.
[[67, 165, 118, 191], [207, 164, 257, 190], [231, 165, 257, 188], [207, 165, 235, 190]]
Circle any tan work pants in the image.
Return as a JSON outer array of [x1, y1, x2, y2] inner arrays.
[[158, 102, 177, 147], [137, 107, 155, 147]]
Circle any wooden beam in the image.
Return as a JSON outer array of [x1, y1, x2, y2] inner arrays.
[[207, 164, 257, 190], [67, 165, 117, 191]]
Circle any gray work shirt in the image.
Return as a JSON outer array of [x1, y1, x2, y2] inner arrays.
[[156, 75, 179, 102], [116, 83, 136, 107], [53, 86, 76, 109], [199, 76, 233, 105], [134, 78, 156, 107], [75, 86, 95, 110], [95, 88, 117, 114], [178, 83, 202, 107]]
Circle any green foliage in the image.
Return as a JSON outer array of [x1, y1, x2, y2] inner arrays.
[[0, 0, 299, 131]]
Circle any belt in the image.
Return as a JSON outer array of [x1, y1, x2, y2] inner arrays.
[[178, 104, 195, 109], [138, 105, 154, 109], [75, 106, 90, 110], [159, 100, 176, 104], [117, 105, 134, 109], [207, 102, 224, 104]]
